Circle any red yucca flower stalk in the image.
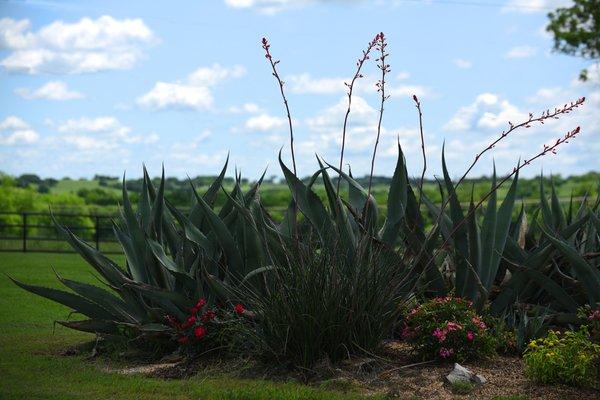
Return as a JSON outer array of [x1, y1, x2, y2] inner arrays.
[[336, 34, 379, 194], [367, 32, 390, 200], [413, 94, 427, 209], [262, 37, 297, 175]]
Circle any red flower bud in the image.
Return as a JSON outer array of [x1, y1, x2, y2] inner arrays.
[[194, 325, 207, 339], [234, 303, 245, 315]]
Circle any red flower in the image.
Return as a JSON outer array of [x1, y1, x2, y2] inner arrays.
[[194, 325, 206, 339], [234, 303, 245, 315], [178, 335, 189, 344], [191, 306, 200, 315], [182, 315, 196, 328], [196, 298, 206, 308], [201, 310, 216, 322], [466, 331, 475, 341]]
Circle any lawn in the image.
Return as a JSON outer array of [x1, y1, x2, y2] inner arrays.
[[0, 252, 380, 400]]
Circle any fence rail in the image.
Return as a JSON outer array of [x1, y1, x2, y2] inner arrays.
[[0, 211, 120, 254], [0, 196, 591, 255]]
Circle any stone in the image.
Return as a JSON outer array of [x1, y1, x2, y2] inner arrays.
[[445, 363, 486, 386]]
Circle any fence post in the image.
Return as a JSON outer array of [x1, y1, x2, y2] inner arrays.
[[22, 212, 27, 252], [95, 215, 100, 250]]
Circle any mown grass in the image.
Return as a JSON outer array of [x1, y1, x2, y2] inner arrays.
[[0, 252, 383, 400]]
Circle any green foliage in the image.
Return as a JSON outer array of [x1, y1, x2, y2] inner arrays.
[[402, 297, 496, 362], [524, 327, 600, 387], [547, 0, 600, 81], [490, 179, 600, 321], [450, 380, 475, 395], [245, 240, 408, 368]]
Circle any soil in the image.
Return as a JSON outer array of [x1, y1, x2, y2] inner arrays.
[[69, 339, 599, 400]]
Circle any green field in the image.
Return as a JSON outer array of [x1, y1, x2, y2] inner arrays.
[[0, 252, 379, 400]]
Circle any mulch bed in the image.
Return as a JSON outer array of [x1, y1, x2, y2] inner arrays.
[[67, 339, 599, 399]]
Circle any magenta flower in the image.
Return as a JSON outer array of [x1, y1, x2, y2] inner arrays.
[[466, 331, 475, 341]]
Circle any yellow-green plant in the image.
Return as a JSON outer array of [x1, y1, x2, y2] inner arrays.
[[524, 327, 600, 387]]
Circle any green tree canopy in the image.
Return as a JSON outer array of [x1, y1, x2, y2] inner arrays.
[[547, 0, 600, 81]]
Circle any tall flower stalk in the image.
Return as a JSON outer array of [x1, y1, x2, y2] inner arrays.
[[336, 34, 379, 194], [262, 37, 297, 175], [367, 32, 390, 200]]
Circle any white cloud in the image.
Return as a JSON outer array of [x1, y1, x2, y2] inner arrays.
[[453, 58, 472, 69], [245, 113, 288, 131], [502, 0, 572, 14], [15, 80, 84, 100], [228, 102, 263, 114], [224, 0, 310, 14], [0, 116, 39, 145], [443, 93, 526, 131], [137, 64, 246, 110], [287, 73, 348, 94], [286, 72, 430, 99], [55, 116, 158, 149], [0, 16, 155, 74], [505, 45, 538, 59], [137, 82, 213, 110]]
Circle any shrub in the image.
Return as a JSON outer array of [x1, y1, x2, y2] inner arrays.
[[524, 327, 600, 387], [402, 296, 496, 361]]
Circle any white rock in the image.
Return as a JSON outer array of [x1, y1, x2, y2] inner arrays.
[[446, 363, 486, 386]]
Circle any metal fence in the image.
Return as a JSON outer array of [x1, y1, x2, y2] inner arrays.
[[0, 211, 121, 254], [0, 196, 590, 255]]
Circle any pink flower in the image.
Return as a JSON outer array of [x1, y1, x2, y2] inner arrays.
[[432, 328, 447, 342], [439, 347, 454, 359], [471, 316, 487, 330], [446, 321, 462, 332], [466, 331, 475, 341]]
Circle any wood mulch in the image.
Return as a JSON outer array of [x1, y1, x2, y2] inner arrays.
[[70, 339, 599, 399]]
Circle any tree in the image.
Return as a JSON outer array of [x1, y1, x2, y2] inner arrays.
[[547, 0, 600, 81]]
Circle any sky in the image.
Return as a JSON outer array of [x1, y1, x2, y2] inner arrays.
[[0, 0, 598, 181]]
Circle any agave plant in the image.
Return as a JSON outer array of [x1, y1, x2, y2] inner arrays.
[[11, 160, 279, 340], [421, 149, 520, 311], [490, 178, 600, 320]]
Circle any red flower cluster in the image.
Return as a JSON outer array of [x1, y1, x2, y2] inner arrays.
[[165, 297, 215, 345]]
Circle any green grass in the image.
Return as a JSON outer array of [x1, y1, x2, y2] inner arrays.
[[0, 252, 382, 400]]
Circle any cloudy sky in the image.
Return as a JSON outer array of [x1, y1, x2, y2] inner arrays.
[[0, 0, 597, 180]]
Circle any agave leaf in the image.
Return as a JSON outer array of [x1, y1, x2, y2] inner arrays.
[[52, 213, 129, 287], [120, 175, 150, 283], [550, 178, 566, 230], [123, 282, 188, 320], [539, 176, 554, 230], [541, 227, 600, 305], [10, 277, 115, 320], [478, 166, 498, 295], [56, 274, 140, 323], [523, 269, 578, 312], [381, 142, 408, 246], [317, 157, 356, 256], [150, 166, 166, 241], [279, 151, 332, 239], [57, 319, 119, 335], [190, 179, 244, 280]]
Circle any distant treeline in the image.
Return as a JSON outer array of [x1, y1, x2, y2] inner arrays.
[[2, 171, 599, 215]]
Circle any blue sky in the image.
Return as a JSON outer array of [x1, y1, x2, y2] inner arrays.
[[0, 0, 597, 180]]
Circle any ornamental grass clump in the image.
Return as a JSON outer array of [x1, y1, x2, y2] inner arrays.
[[524, 327, 600, 388], [402, 296, 496, 361], [243, 240, 409, 368]]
